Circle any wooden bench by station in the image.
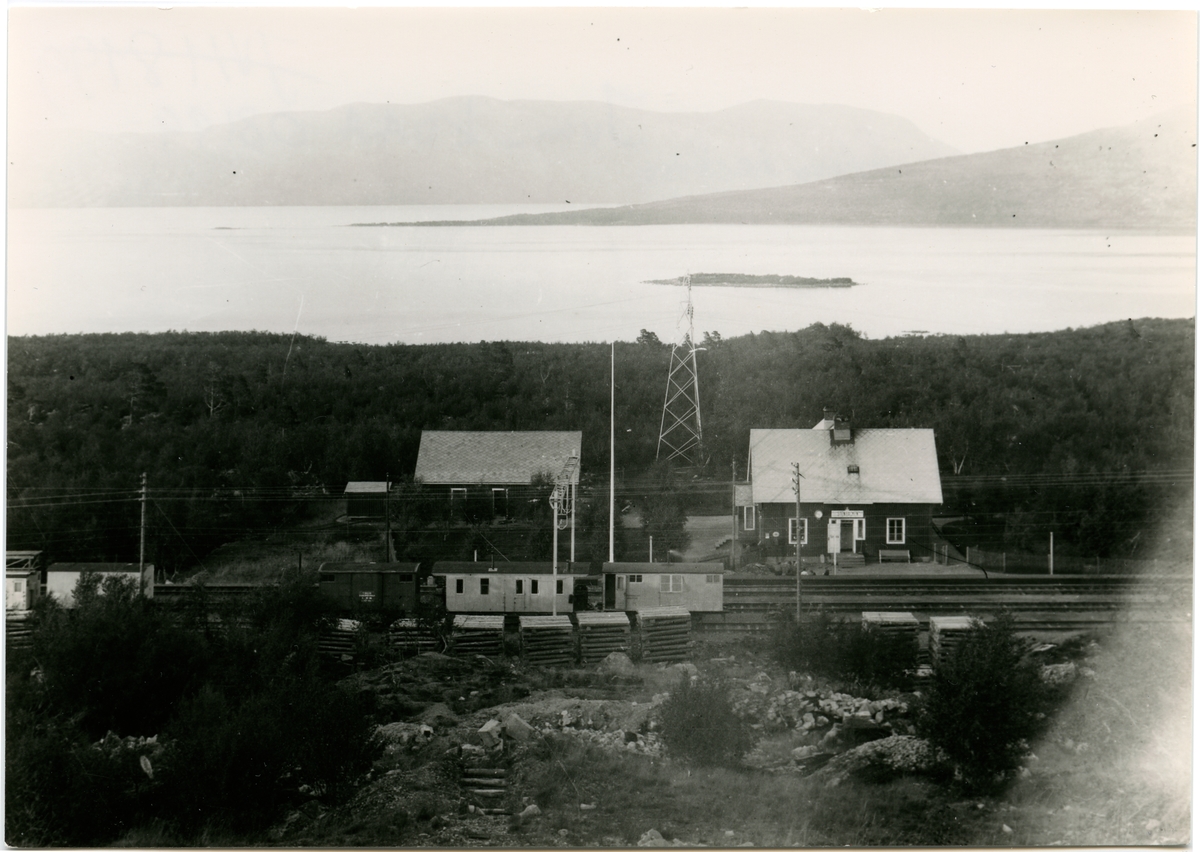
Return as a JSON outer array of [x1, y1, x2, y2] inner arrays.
[[878, 549, 912, 563]]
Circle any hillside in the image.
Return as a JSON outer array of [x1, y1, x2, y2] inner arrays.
[[415, 107, 1196, 230], [8, 98, 957, 208], [7, 319, 1193, 572]]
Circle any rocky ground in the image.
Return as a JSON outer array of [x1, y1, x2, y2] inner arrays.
[[272, 622, 1190, 847]]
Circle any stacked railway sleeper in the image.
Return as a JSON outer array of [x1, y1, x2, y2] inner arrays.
[[459, 765, 511, 815], [576, 611, 633, 663], [634, 607, 693, 663], [314, 607, 692, 667], [450, 615, 507, 657], [518, 615, 575, 666]]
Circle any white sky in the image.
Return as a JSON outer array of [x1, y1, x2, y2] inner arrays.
[[6, 6, 1198, 154]]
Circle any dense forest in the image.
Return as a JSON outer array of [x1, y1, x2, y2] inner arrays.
[[6, 318, 1193, 570]]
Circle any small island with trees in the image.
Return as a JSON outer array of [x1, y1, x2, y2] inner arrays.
[[647, 273, 861, 288]]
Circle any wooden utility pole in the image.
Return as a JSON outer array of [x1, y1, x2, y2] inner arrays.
[[792, 463, 803, 623], [1049, 532, 1054, 575], [385, 475, 391, 563], [730, 456, 738, 573], [139, 472, 147, 591]]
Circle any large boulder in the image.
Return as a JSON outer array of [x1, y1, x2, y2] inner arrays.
[[419, 702, 459, 731], [597, 652, 637, 678], [477, 719, 503, 748], [809, 736, 949, 787], [1039, 662, 1078, 687], [637, 828, 668, 847], [502, 712, 537, 742]]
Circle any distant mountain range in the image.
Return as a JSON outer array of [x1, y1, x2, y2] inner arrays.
[[9, 97, 958, 208], [397, 106, 1196, 230]]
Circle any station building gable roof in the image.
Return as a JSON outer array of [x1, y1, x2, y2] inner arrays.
[[415, 431, 582, 486], [749, 428, 943, 506]]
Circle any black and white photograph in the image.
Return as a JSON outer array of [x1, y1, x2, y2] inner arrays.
[[5, 5, 1195, 847]]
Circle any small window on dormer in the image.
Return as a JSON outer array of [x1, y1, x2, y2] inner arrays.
[[847, 464, 860, 474]]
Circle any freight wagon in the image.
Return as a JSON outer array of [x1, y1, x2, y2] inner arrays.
[[316, 562, 422, 613]]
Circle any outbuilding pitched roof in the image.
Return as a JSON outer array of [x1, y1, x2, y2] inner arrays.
[[344, 481, 388, 495], [749, 428, 943, 506], [415, 431, 582, 486]]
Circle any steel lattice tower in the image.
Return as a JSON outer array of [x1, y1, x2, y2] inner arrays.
[[656, 279, 703, 465]]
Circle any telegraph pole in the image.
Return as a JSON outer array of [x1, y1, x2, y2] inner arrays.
[[385, 475, 391, 563], [139, 472, 147, 591], [792, 463, 803, 623], [730, 456, 738, 572]]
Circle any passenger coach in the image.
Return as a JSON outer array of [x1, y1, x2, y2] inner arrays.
[[432, 561, 582, 613], [601, 563, 723, 612]]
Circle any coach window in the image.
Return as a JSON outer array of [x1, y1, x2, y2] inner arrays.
[[660, 574, 683, 593], [515, 579, 524, 594], [556, 579, 564, 594], [480, 577, 489, 595], [531, 579, 539, 594], [455, 578, 464, 594]]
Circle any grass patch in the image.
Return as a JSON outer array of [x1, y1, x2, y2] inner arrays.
[[510, 733, 988, 847]]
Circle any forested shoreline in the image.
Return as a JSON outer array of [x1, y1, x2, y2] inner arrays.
[[7, 318, 1193, 571]]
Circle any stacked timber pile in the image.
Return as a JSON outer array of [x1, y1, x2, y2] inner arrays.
[[450, 615, 505, 657], [862, 611, 920, 645], [636, 606, 692, 663], [862, 611, 923, 668], [390, 618, 442, 655], [929, 615, 975, 667], [319, 618, 361, 661], [519, 615, 575, 666], [5, 615, 33, 652], [461, 766, 509, 814], [576, 611, 632, 664]]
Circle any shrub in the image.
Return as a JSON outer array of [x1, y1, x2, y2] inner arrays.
[[776, 611, 917, 690], [916, 614, 1053, 791], [657, 675, 753, 767]]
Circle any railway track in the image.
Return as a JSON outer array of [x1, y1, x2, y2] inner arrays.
[[703, 574, 1192, 635], [147, 575, 1192, 639]]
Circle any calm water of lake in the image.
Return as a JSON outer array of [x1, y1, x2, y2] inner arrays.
[[7, 206, 1195, 344]]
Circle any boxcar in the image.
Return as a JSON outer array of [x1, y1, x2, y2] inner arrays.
[[432, 561, 584, 614], [601, 563, 723, 612], [317, 562, 421, 613]]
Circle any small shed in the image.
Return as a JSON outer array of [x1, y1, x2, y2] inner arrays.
[[344, 481, 389, 520], [433, 561, 580, 614], [45, 563, 155, 607], [316, 562, 421, 613], [601, 563, 723, 612], [6, 568, 41, 613]]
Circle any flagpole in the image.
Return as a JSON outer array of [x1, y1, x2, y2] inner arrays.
[[609, 342, 615, 563]]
